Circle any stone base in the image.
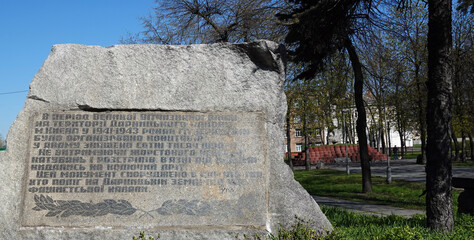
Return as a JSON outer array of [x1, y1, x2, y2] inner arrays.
[[0, 41, 332, 239]]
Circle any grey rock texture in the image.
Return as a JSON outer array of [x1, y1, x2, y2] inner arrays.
[[0, 41, 332, 239]]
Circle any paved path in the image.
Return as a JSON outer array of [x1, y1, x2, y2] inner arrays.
[[299, 159, 474, 217], [313, 195, 425, 217]]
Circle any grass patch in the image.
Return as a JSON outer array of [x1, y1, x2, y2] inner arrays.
[[293, 169, 461, 210], [322, 206, 474, 240], [402, 152, 420, 159], [233, 209, 473, 239], [136, 211, 474, 240], [453, 161, 474, 167]]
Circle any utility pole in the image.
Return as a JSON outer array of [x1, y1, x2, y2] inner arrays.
[[382, 88, 392, 184]]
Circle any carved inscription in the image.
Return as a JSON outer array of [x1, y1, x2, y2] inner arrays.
[[23, 111, 267, 227]]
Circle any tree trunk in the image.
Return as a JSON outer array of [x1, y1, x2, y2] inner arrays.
[[348, 112, 355, 144], [345, 37, 372, 193], [350, 112, 356, 144], [387, 121, 392, 156], [376, 126, 380, 151], [403, 128, 407, 157], [399, 130, 404, 158], [326, 129, 330, 146], [417, 83, 427, 164], [367, 106, 377, 149], [415, 63, 427, 164], [381, 124, 386, 154], [379, 104, 384, 153], [450, 136, 454, 160], [286, 113, 293, 170], [305, 134, 310, 170], [469, 133, 473, 162], [303, 99, 310, 170], [451, 130, 459, 162], [426, 0, 454, 232], [461, 130, 466, 162]]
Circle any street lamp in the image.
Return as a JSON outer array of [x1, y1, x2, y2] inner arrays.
[[342, 109, 350, 175], [382, 89, 392, 184]]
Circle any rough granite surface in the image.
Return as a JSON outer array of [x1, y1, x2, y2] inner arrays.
[[0, 41, 332, 239]]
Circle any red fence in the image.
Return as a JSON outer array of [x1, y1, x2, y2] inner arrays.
[[292, 145, 389, 166]]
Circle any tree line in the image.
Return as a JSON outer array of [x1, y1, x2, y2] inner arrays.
[[125, 0, 473, 232]]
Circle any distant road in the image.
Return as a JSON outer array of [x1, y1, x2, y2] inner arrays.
[[322, 159, 474, 182]]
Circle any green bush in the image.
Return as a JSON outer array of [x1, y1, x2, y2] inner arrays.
[[380, 225, 423, 240], [235, 216, 327, 240], [270, 216, 325, 240], [133, 231, 160, 240]]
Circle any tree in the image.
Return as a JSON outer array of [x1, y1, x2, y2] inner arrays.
[[122, 0, 288, 44], [315, 54, 353, 146], [285, 83, 296, 170], [451, 8, 474, 163], [288, 78, 320, 170], [425, 0, 454, 232], [279, 0, 375, 192], [360, 30, 411, 156], [388, 0, 428, 163], [360, 32, 390, 153], [457, 0, 474, 13]]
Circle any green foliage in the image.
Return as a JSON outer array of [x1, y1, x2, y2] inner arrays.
[[270, 216, 325, 240], [451, 140, 471, 149], [133, 231, 160, 240], [382, 225, 424, 240]]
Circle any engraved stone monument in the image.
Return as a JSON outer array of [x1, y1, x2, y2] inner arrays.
[[0, 41, 332, 239]]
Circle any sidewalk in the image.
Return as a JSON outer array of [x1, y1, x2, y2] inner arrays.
[[313, 195, 425, 217]]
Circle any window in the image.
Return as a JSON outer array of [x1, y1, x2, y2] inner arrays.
[[295, 129, 302, 137], [285, 144, 288, 152], [296, 144, 303, 152]]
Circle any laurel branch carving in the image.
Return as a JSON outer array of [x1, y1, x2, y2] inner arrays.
[[155, 199, 211, 216], [32, 194, 137, 217]]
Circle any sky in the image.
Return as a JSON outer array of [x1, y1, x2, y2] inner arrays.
[[0, 0, 155, 139]]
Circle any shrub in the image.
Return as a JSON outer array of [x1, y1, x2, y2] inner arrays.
[[133, 231, 160, 240]]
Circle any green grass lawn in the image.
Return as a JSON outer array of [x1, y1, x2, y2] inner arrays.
[[321, 206, 474, 240], [233, 207, 474, 239], [453, 161, 474, 167], [137, 168, 473, 240], [397, 149, 473, 167], [289, 169, 473, 239], [293, 169, 461, 211]]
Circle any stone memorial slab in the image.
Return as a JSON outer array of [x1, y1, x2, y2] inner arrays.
[[23, 111, 267, 228], [1, 41, 332, 239]]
